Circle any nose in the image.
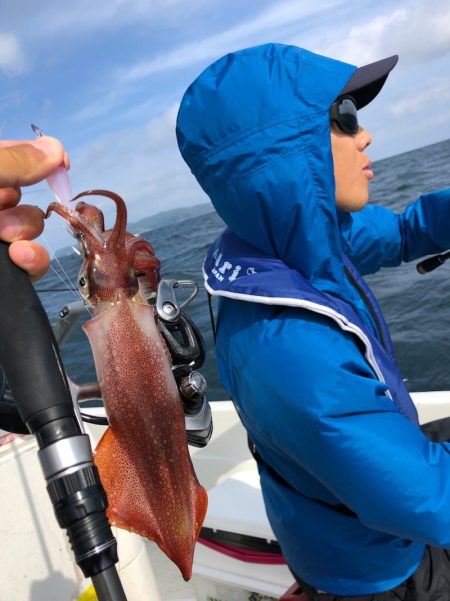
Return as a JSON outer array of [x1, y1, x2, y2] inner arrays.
[[356, 127, 372, 150]]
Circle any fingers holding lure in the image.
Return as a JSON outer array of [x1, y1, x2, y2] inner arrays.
[[0, 126, 69, 280]]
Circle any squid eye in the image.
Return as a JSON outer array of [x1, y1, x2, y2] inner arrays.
[[79, 276, 87, 287]]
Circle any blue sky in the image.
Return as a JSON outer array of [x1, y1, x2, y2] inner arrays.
[[1, 0, 449, 250]]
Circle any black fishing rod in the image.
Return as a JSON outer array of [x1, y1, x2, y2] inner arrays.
[[0, 241, 128, 601], [417, 251, 450, 274]]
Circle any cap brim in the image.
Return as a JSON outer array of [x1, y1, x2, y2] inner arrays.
[[339, 55, 398, 109]]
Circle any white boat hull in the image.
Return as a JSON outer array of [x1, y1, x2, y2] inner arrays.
[[0, 392, 448, 600]]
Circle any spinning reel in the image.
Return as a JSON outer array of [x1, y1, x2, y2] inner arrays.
[[0, 278, 213, 448]]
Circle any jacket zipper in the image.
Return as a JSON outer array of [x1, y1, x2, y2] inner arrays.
[[344, 266, 388, 351]]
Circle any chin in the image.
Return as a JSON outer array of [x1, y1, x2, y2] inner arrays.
[[336, 197, 369, 212], [353, 198, 369, 212]]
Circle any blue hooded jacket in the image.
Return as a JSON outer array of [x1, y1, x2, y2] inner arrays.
[[176, 43, 450, 595]]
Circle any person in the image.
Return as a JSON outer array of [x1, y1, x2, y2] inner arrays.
[[176, 43, 450, 600], [0, 135, 67, 279]]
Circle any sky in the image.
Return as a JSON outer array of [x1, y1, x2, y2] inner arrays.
[[1, 0, 449, 251]]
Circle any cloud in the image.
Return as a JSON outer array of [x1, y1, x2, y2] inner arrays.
[[115, 0, 450, 87], [316, 0, 450, 66], [42, 97, 54, 113], [3, 0, 231, 40], [120, 0, 340, 82], [1, 1, 153, 37], [0, 91, 24, 113], [68, 0, 450, 129], [72, 86, 128, 122], [388, 77, 450, 117], [69, 103, 207, 226], [0, 33, 27, 76], [70, 0, 340, 124]]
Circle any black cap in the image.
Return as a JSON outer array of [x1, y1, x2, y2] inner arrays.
[[339, 55, 398, 109]]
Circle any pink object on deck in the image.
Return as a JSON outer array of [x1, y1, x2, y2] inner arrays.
[[197, 536, 286, 564]]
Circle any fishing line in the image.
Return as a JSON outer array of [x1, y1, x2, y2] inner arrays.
[[41, 232, 78, 295], [48, 263, 92, 317], [41, 232, 92, 314], [46, 261, 76, 298], [21, 187, 47, 195], [35, 287, 79, 293], [46, 257, 80, 302]]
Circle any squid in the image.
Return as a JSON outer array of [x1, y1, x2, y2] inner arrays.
[[46, 190, 208, 580]]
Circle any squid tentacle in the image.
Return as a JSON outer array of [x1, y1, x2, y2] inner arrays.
[[127, 238, 161, 292], [46, 202, 104, 251], [75, 201, 105, 233], [72, 190, 127, 251]]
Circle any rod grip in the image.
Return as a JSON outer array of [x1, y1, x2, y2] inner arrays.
[[416, 253, 448, 275], [0, 241, 74, 431]]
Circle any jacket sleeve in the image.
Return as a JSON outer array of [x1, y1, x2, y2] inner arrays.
[[339, 188, 450, 275], [232, 309, 450, 547]]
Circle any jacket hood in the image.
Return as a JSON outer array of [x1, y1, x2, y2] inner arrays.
[[176, 43, 357, 295]]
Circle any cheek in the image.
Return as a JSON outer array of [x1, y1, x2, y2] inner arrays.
[[333, 153, 369, 211], [331, 136, 349, 194], [332, 152, 351, 202]]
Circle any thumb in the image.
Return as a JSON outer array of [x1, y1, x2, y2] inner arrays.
[[0, 136, 65, 188]]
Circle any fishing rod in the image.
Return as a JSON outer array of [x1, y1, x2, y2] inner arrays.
[[417, 251, 450, 274], [0, 241, 128, 601]]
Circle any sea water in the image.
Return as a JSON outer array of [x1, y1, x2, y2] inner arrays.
[[37, 138, 450, 400]]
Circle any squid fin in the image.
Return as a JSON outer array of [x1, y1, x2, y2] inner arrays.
[[94, 426, 207, 580]]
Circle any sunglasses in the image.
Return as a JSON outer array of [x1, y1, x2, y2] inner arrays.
[[329, 96, 359, 135]]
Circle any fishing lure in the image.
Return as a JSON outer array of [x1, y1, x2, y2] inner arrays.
[[46, 190, 208, 580]]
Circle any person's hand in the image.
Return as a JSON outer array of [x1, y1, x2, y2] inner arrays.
[[0, 136, 68, 280]]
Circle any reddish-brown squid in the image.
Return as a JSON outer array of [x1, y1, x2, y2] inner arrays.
[[46, 190, 208, 580]]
